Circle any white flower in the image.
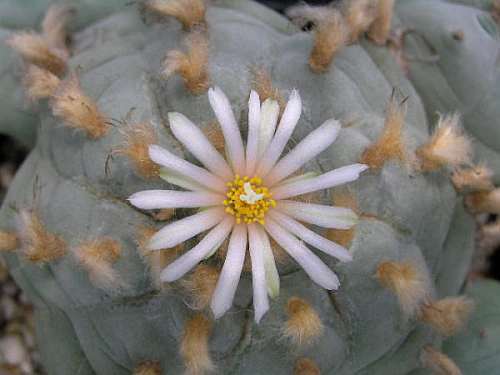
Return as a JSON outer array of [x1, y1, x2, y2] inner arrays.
[[129, 87, 368, 322]]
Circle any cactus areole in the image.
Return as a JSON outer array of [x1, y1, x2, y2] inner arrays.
[[1, 0, 497, 374]]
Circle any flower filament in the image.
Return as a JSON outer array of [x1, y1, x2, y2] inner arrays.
[[223, 175, 276, 224]]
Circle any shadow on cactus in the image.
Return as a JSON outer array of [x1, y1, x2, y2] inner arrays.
[[0, 0, 499, 374]]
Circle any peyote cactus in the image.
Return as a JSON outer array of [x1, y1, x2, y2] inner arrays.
[[0, 0, 499, 374]]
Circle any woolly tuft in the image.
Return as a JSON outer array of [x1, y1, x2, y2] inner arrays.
[[17, 210, 67, 263], [479, 219, 500, 252], [367, 0, 395, 45], [23, 65, 60, 101], [6, 32, 66, 76], [283, 297, 324, 347], [251, 67, 284, 109], [136, 226, 183, 290], [51, 73, 109, 139], [293, 357, 321, 375], [420, 296, 474, 336], [0, 231, 18, 252], [162, 30, 210, 94], [375, 261, 431, 316], [465, 188, 500, 214], [360, 94, 407, 169], [180, 264, 219, 310], [286, 4, 331, 29], [202, 121, 225, 153], [343, 0, 377, 43], [417, 114, 472, 172], [309, 9, 348, 73], [147, 0, 206, 30], [116, 122, 160, 179], [180, 314, 214, 375], [73, 238, 126, 291], [134, 361, 162, 375], [420, 346, 462, 375], [326, 189, 358, 248], [41, 4, 74, 59], [451, 164, 494, 192]]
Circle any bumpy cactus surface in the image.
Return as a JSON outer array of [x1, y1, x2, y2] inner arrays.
[[0, 0, 499, 374]]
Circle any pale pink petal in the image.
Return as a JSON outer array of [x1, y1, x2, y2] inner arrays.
[[128, 190, 223, 210], [148, 207, 225, 250], [255, 90, 302, 176], [245, 90, 261, 176], [264, 218, 340, 290], [256, 225, 280, 298], [265, 119, 341, 186], [149, 145, 227, 192], [267, 209, 352, 262], [208, 86, 245, 174], [258, 99, 279, 158], [169, 112, 233, 181], [160, 216, 234, 282], [271, 164, 368, 200], [248, 223, 270, 323], [159, 168, 207, 192], [275, 200, 358, 229], [210, 224, 247, 319]]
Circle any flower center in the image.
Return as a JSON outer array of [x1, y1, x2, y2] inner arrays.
[[223, 175, 276, 225]]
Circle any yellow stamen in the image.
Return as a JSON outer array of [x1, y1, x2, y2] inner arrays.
[[223, 175, 275, 225]]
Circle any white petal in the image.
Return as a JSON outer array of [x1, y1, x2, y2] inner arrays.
[[248, 223, 270, 323], [255, 90, 302, 176], [210, 224, 247, 319], [160, 216, 234, 282], [208, 87, 246, 174], [159, 168, 207, 191], [258, 99, 280, 158], [149, 145, 227, 192], [278, 171, 317, 186], [169, 112, 233, 181], [275, 200, 358, 229], [256, 225, 280, 299], [271, 164, 369, 200], [128, 190, 223, 210], [148, 207, 225, 250], [265, 119, 341, 186], [267, 209, 352, 262], [264, 218, 340, 290], [245, 90, 261, 176]]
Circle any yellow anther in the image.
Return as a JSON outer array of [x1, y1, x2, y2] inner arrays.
[[223, 175, 273, 225]]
